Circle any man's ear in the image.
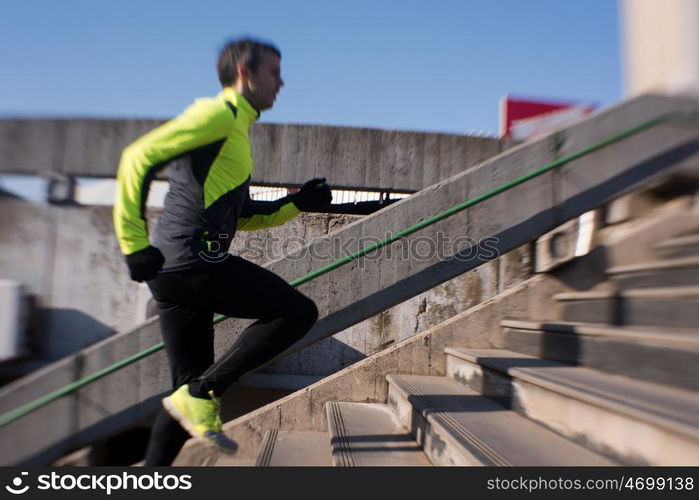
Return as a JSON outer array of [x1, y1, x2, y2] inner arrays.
[[237, 63, 250, 83]]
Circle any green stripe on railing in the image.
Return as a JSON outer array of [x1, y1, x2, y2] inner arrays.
[[0, 111, 689, 428], [0, 343, 165, 427]]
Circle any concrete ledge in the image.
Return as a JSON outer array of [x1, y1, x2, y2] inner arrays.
[[0, 120, 505, 191]]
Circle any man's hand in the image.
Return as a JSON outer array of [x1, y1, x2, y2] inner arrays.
[[292, 178, 332, 211], [125, 246, 165, 282]]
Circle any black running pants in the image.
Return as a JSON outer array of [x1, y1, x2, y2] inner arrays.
[[142, 256, 318, 465]]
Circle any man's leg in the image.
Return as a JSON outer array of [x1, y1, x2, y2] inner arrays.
[[187, 256, 318, 398], [144, 274, 215, 466]]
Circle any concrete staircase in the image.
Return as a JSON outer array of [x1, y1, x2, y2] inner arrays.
[[3, 93, 699, 466], [216, 209, 699, 467]]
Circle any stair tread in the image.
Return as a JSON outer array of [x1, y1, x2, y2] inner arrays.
[[554, 286, 699, 300], [213, 455, 255, 466], [326, 402, 431, 466], [654, 234, 699, 250], [255, 430, 333, 466], [500, 319, 699, 349], [445, 348, 699, 436], [607, 256, 699, 274], [387, 374, 615, 466]]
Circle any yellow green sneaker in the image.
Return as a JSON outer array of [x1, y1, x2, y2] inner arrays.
[[162, 384, 238, 453]]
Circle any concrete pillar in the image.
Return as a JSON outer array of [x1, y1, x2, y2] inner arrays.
[[621, 0, 699, 97]]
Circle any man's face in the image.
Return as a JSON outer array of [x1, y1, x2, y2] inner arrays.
[[244, 50, 284, 111]]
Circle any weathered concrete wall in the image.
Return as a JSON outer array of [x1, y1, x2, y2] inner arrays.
[[264, 244, 530, 376], [1, 94, 698, 466], [0, 119, 506, 190]]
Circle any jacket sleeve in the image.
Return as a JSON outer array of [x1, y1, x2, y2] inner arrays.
[[236, 193, 301, 232], [113, 100, 234, 255]]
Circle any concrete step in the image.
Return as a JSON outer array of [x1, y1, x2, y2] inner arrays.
[[445, 348, 699, 465], [254, 430, 333, 466], [554, 287, 699, 328], [386, 374, 614, 466], [325, 402, 432, 466], [211, 455, 255, 466], [607, 256, 699, 289], [501, 319, 699, 391], [653, 233, 699, 259]]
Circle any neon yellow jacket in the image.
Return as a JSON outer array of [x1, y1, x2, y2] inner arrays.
[[113, 88, 300, 271]]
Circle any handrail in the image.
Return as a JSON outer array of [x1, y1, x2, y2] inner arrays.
[[0, 111, 693, 428]]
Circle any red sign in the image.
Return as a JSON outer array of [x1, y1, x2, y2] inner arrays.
[[500, 95, 595, 140]]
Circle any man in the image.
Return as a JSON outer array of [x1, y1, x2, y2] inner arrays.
[[113, 38, 331, 465]]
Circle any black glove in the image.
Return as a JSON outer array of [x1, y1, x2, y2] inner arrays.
[[291, 178, 332, 211], [125, 245, 165, 282]]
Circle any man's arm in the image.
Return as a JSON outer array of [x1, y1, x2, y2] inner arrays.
[[236, 178, 332, 231], [113, 99, 235, 256], [236, 195, 301, 231]]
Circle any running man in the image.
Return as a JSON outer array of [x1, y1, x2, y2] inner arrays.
[[113, 38, 331, 465]]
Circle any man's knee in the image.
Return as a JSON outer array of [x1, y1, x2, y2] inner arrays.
[[282, 297, 316, 345], [285, 294, 318, 332], [298, 296, 319, 325]]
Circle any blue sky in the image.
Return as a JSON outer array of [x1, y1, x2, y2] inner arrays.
[[0, 0, 621, 135]]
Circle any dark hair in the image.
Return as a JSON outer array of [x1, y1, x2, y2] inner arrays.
[[217, 37, 281, 87]]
